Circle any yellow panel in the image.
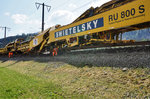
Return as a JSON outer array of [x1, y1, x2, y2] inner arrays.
[[105, 0, 150, 29], [0, 48, 6, 54], [29, 33, 45, 49], [29, 28, 50, 49], [48, 0, 150, 44]]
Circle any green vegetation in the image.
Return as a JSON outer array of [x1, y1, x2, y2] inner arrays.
[[0, 59, 150, 99], [0, 67, 64, 99]]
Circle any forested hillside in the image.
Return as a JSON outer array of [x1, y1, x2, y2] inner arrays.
[[123, 28, 150, 41]]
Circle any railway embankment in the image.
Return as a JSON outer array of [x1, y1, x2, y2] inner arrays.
[[0, 50, 150, 98]]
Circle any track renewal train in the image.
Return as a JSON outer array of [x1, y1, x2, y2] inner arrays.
[[0, 0, 150, 56]]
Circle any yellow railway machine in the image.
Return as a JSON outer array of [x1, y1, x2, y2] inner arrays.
[[42, 0, 150, 51], [0, 48, 6, 55], [0, 0, 150, 55]]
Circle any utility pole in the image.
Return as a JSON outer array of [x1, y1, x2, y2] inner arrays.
[[35, 2, 51, 32], [0, 26, 10, 38]]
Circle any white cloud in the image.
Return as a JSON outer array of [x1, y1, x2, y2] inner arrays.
[[18, 30, 25, 33], [90, 0, 111, 8], [27, 19, 41, 31], [4, 12, 10, 16], [0, 29, 3, 33], [9, 13, 42, 34], [68, 3, 77, 8], [46, 10, 77, 27], [11, 13, 41, 28], [27, 20, 41, 26], [11, 14, 28, 24]]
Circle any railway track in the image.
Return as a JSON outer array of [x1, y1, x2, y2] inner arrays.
[[1, 41, 150, 57], [1, 41, 149, 68], [64, 41, 150, 53]]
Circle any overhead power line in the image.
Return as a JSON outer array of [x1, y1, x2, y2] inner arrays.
[[53, 0, 69, 10], [0, 26, 11, 38], [71, 1, 92, 12], [35, 2, 51, 32], [47, 1, 93, 23]]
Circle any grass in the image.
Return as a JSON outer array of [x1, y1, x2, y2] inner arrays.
[[0, 59, 150, 99], [0, 67, 65, 99]]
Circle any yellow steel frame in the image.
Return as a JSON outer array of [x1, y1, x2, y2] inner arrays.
[[0, 0, 150, 55], [47, 0, 150, 47]]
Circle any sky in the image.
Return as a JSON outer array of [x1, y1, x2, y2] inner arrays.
[[0, 0, 111, 39]]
